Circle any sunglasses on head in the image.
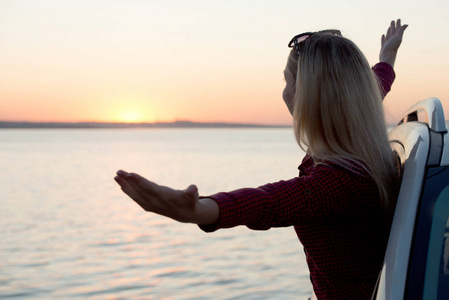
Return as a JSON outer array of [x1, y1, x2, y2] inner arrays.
[[288, 30, 342, 55]]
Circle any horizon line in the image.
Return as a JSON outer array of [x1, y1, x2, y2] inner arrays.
[[0, 120, 292, 129]]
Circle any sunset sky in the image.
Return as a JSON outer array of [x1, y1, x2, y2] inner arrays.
[[1, 0, 448, 125]]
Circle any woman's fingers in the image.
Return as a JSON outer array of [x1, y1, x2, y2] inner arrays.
[[115, 171, 153, 210], [183, 184, 198, 198], [129, 173, 161, 195], [115, 176, 141, 204], [115, 170, 174, 212], [116, 170, 130, 178], [116, 170, 156, 194], [381, 19, 408, 48], [114, 170, 199, 223]]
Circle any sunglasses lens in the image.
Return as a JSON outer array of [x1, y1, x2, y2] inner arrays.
[[295, 35, 311, 44]]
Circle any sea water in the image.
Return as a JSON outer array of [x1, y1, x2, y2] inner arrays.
[[0, 128, 313, 299]]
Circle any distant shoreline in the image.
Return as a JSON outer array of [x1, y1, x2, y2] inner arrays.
[[0, 121, 291, 129]]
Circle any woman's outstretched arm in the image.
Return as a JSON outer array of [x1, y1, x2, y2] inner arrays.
[[114, 170, 219, 225]]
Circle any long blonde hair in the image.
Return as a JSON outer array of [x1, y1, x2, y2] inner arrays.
[[290, 32, 397, 209]]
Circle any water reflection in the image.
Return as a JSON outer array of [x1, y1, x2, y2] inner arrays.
[[1, 129, 311, 299]]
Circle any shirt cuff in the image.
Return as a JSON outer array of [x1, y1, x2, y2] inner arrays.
[[198, 192, 238, 232], [372, 62, 396, 98]]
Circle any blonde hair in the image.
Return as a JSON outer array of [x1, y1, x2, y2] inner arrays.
[[290, 32, 397, 209]]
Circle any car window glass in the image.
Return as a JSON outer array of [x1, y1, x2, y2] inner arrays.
[[423, 185, 449, 299]]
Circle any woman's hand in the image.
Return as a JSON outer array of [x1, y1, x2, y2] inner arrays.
[[379, 19, 408, 67], [114, 170, 219, 225]]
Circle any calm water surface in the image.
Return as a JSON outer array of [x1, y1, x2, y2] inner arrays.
[[0, 128, 312, 299]]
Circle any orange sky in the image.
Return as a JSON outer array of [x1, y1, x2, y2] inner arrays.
[[1, 0, 448, 125]]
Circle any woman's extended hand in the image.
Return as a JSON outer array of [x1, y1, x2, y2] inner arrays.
[[379, 19, 408, 67], [114, 170, 219, 225]]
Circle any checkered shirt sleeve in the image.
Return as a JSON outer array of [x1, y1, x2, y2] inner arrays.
[[373, 62, 396, 98], [199, 156, 377, 232]]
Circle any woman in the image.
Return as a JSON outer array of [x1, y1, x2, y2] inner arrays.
[[114, 20, 407, 299]]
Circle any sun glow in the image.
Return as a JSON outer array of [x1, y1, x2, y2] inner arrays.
[[118, 109, 146, 123]]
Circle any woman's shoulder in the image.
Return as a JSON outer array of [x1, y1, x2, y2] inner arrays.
[[301, 155, 372, 180], [298, 156, 380, 216], [302, 156, 378, 199]]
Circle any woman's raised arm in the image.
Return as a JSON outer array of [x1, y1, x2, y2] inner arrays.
[[379, 19, 408, 68]]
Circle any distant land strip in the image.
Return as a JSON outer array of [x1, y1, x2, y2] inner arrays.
[[0, 120, 291, 129]]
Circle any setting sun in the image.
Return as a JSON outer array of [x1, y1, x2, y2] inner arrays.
[[1, 1, 449, 126], [118, 109, 145, 123], [106, 99, 156, 123]]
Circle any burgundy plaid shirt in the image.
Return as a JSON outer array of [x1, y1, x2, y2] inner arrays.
[[200, 62, 396, 299]]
